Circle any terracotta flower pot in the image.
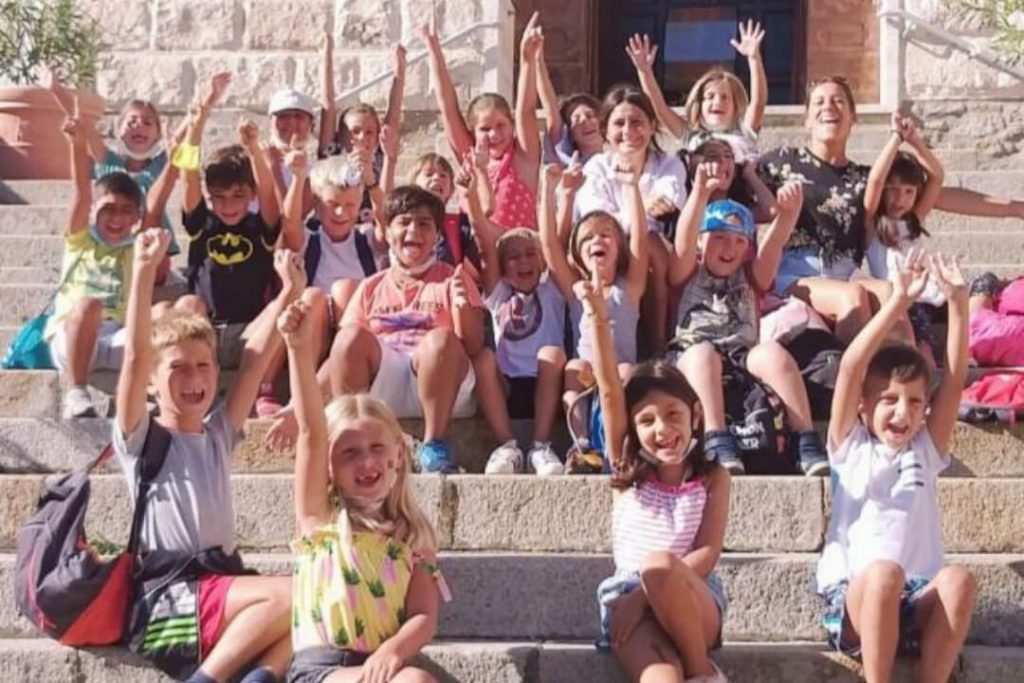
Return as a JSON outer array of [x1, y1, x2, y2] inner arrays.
[[0, 86, 104, 180]]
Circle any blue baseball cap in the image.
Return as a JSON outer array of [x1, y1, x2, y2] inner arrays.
[[701, 199, 755, 241]]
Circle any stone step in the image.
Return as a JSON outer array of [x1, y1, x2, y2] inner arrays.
[[0, 638, 1020, 682], [2, 551, 1022, 646], [0, 473, 1021, 555]]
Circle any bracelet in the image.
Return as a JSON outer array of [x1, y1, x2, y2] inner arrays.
[[172, 143, 201, 171]]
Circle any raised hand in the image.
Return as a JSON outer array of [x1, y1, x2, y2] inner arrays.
[[237, 119, 260, 150], [559, 151, 585, 194], [277, 299, 314, 349], [520, 11, 544, 62], [60, 116, 81, 141], [348, 148, 375, 186], [775, 181, 804, 218], [418, 9, 440, 47], [540, 162, 563, 191], [613, 158, 640, 187], [694, 161, 725, 193], [284, 133, 308, 176], [930, 253, 968, 301], [625, 34, 658, 74], [730, 19, 765, 59], [135, 228, 172, 272], [573, 269, 608, 318], [380, 123, 400, 160], [274, 249, 306, 294], [892, 248, 930, 302], [454, 154, 478, 195], [472, 137, 491, 170], [205, 72, 232, 109]]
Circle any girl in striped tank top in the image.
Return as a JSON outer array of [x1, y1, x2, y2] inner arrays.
[[576, 277, 731, 682]]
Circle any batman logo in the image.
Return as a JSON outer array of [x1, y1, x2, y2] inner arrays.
[[207, 232, 254, 266]]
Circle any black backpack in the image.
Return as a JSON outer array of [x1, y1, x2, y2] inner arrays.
[[723, 364, 792, 474], [785, 329, 844, 421], [14, 420, 171, 646]]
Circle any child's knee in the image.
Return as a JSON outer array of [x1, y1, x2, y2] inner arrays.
[[680, 342, 721, 370], [935, 566, 978, 605], [395, 668, 438, 683], [837, 284, 871, 317], [333, 325, 376, 357], [419, 327, 463, 358], [639, 550, 692, 594], [537, 345, 567, 368], [69, 297, 103, 325], [747, 341, 797, 374], [862, 560, 906, 595]]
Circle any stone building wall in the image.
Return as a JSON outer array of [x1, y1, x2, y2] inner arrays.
[[806, 0, 880, 103]]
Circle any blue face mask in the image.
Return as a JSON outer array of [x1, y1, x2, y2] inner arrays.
[[89, 223, 135, 249]]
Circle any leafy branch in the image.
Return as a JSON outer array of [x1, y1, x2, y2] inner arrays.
[[953, 0, 1024, 62], [0, 0, 100, 87]]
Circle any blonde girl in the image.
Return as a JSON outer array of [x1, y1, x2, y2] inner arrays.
[[577, 277, 730, 683], [626, 21, 767, 161], [280, 299, 449, 683], [421, 13, 543, 230]]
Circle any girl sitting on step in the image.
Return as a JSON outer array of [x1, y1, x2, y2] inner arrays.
[[279, 297, 451, 683], [578, 274, 730, 683]]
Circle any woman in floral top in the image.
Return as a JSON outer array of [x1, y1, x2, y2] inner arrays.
[[758, 78, 901, 345]]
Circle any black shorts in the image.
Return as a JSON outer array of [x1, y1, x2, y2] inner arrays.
[[505, 375, 537, 420]]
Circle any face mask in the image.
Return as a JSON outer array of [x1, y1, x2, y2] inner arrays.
[[88, 223, 135, 249], [639, 436, 699, 467], [116, 137, 164, 162], [390, 251, 437, 277]]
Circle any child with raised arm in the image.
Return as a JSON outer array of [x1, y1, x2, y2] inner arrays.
[[115, 229, 303, 683], [541, 162, 647, 473], [421, 13, 542, 230], [45, 112, 143, 418], [578, 274, 730, 683], [535, 35, 603, 167], [667, 163, 829, 476], [626, 21, 767, 161], [817, 252, 977, 683], [278, 296, 449, 683]]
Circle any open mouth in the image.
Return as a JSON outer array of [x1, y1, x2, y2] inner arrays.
[[655, 435, 680, 452], [354, 469, 383, 489], [181, 388, 207, 406], [885, 422, 910, 439]]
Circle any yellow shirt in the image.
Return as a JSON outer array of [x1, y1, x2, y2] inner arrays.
[[291, 518, 449, 653], [44, 230, 133, 341]]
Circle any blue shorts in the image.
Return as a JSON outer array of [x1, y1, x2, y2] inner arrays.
[[773, 246, 860, 296], [820, 576, 930, 657], [595, 570, 729, 650]]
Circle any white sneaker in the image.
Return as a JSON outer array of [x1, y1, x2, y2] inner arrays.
[[63, 387, 97, 419], [684, 662, 730, 683], [528, 442, 564, 476], [484, 440, 523, 474]]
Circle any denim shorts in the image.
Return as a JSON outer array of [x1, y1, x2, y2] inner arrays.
[[773, 246, 860, 296], [595, 570, 729, 650], [820, 576, 930, 657]]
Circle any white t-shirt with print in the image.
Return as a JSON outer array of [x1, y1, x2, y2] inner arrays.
[[485, 275, 566, 378], [574, 150, 688, 234], [816, 422, 950, 592]]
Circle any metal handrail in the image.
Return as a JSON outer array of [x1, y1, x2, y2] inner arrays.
[[877, 8, 1024, 82], [334, 21, 500, 104]]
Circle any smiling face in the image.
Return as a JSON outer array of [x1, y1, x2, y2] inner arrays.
[[330, 416, 403, 505], [805, 81, 855, 145], [387, 206, 440, 269], [882, 178, 919, 220], [119, 104, 161, 154], [273, 109, 314, 146], [151, 339, 218, 425], [94, 191, 141, 245], [700, 79, 737, 131], [413, 161, 454, 203], [699, 231, 750, 277], [860, 373, 928, 450], [606, 102, 654, 161], [574, 215, 624, 282], [631, 389, 697, 465], [207, 182, 255, 226], [691, 141, 737, 189], [342, 110, 380, 153], [472, 105, 514, 159], [316, 185, 362, 241], [499, 235, 544, 293], [568, 103, 602, 151]]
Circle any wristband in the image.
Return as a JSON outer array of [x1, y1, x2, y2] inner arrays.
[[172, 143, 201, 172]]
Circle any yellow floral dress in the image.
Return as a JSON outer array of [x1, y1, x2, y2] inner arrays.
[[291, 515, 450, 653]]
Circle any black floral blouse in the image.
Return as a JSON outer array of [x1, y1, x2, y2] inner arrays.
[[758, 146, 870, 265]]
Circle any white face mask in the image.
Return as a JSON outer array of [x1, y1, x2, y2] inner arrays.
[[390, 251, 437, 277], [639, 436, 699, 467], [116, 137, 164, 162]]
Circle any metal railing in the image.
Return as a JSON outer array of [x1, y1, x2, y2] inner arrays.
[[877, 7, 1024, 82], [334, 21, 500, 105]]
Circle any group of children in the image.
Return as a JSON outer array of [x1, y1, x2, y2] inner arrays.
[[29, 10, 1024, 683]]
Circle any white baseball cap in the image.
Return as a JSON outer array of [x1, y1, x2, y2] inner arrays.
[[268, 88, 318, 116]]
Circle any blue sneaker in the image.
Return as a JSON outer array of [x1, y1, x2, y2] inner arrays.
[[418, 439, 457, 474], [704, 429, 744, 475]]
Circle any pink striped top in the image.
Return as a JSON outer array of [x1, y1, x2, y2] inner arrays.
[[612, 476, 708, 573]]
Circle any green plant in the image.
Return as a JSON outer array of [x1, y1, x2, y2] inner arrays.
[[954, 0, 1024, 63], [0, 0, 100, 88]]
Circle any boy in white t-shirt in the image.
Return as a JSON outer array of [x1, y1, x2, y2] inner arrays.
[[817, 250, 977, 683]]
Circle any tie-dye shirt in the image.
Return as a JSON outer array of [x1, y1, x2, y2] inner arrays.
[[342, 261, 483, 355]]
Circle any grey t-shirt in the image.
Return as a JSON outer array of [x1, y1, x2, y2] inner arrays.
[[113, 404, 240, 555]]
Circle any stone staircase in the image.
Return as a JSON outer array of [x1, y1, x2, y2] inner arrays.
[[0, 163, 1022, 681]]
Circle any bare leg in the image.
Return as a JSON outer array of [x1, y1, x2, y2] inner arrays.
[[746, 341, 813, 431], [473, 347, 515, 443], [643, 233, 671, 355], [323, 666, 438, 683], [533, 345, 567, 443], [197, 575, 292, 681], [329, 278, 360, 326], [640, 551, 721, 678], [914, 566, 977, 683], [64, 297, 102, 386], [790, 277, 872, 346], [676, 343, 726, 431], [859, 277, 914, 344], [326, 325, 383, 395], [845, 560, 906, 683], [611, 614, 685, 683], [563, 359, 593, 442], [412, 328, 470, 443]]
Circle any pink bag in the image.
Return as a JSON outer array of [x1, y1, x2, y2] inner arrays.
[[969, 308, 1024, 366], [997, 278, 1024, 316]]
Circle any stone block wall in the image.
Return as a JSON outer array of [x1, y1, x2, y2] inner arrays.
[[77, 0, 514, 158]]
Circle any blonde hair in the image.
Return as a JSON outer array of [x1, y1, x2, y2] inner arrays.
[[309, 156, 364, 196], [684, 70, 750, 133], [151, 310, 217, 358], [406, 153, 454, 185], [496, 228, 542, 276], [325, 395, 438, 554]]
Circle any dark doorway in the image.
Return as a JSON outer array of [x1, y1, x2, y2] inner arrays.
[[597, 1, 806, 105]]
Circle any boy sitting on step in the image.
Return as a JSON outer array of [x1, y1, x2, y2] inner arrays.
[[114, 227, 303, 683], [46, 114, 144, 418], [816, 251, 977, 683]]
